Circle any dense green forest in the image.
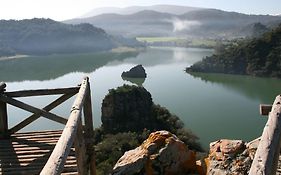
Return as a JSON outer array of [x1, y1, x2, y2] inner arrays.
[[186, 24, 281, 78], [0, 18, 140, 56]]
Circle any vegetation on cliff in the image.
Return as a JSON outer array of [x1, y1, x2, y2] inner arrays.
[[94, 85, 202, 174], [186, 24, 281, 78]]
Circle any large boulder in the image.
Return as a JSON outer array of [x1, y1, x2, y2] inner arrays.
[[122, 64, 147, 78], [101, 85, 154, 133], [112, 130, 199, 175]]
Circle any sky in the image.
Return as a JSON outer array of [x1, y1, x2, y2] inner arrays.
[[0, 0, 280, 21]]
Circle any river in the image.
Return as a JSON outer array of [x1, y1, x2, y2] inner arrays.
[[1, 47, 280, 149]]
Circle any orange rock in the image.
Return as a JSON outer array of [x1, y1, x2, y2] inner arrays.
[[112, 130, 199, 175]]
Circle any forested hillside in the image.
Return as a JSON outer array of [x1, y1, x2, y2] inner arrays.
[[0, 18, 137, 56], [186, 24, 281, 78]]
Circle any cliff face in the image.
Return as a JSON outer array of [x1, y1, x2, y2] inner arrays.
[[101, 85, 154, 133]]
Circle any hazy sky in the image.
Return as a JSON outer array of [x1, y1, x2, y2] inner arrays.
[[0, 0, 280, 21]]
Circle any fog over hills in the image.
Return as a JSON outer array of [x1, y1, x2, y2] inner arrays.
[[65, 5, 281, 38]]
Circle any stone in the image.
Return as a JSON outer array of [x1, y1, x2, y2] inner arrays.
[[112, 130, 199, 175], [121, 64, 147, 78], [206, 138, 260, 175]]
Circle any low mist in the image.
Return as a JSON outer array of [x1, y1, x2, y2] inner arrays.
[[169, 18, 201, 32]]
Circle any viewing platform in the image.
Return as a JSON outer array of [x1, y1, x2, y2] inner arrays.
[[0, 77, 95, 175]]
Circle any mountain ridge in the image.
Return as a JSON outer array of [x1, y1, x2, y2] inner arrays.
[[64, 7, 281, 38], [80, 4, 202, 18]]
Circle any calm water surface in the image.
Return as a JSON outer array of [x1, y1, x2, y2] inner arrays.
[[1, 47, 280, 149]]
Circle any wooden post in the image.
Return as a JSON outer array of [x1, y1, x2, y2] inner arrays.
[[0, 83, 8, 139], [0, 82, 6, 92], [74, 116, 87, 175], [0, 99, 8, 139], [249, 95, 281, 175], [83, 80, 96, 175], [260, 104, 272, 116]]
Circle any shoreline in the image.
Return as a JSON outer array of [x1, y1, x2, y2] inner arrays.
[[0, 55, 28, 61]]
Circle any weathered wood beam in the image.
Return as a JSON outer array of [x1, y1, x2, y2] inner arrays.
[[0, 100, 8, 138], [260, 104, 272, 116], [5, 87, 79, 97], [0, 94, 67, 125], [249, 95, 281, 175], [0, 82, 6, 92], [83, 81, 96, 175], [40, 77, 88, 175], [9, 93, 75, 134], [74, 117, 87, 175]]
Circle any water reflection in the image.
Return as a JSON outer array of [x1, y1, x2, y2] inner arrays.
[[188, 72, 281, 103], [108, 47, 213, 67], [122, 77, 146, 86], [0, 51, 139, 82]]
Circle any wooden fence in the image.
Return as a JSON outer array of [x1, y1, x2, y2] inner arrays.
[[0, 77, 95, 175]]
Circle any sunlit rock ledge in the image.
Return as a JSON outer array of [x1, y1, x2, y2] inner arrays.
[[112, 130, 260, 175]]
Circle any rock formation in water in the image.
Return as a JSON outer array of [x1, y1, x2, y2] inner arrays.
[[112, 130, 199, 175], [101, 85, 154, 133], [121, 64, 147, 78]]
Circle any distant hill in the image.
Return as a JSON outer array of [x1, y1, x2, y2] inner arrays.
[[65, 7, 281, 38], [80, 5, 202, 17], [66, 10, 175, 37], [0, 18, 140, 57], [186, 24, 281, 78]]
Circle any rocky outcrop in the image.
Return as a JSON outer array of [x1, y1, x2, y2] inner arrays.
[[101, 85, 154, 133], [122, 64, 147, 78], [100, 85, 202, 151], [112, 130, 199, 175], [205, 138, 260, 175]]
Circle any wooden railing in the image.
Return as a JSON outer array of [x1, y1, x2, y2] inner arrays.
[[0, 77, 95, 175], [249, 95, 281, 175]]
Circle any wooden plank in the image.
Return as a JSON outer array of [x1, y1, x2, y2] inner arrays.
[[13, 132, 62, 139], [249, 95, 281, 175], [74, 117, 87, 175], [40, 77, 89, 175], [83, 80, 96, 175], [12, 130, 63, 136], [0, 94, 68, 125], [9, 93, 74, 134], [0, 100, 8, 138], [4, 87, 79, 97], [260, 104, 273, 116], [0, 82, 6, 92]]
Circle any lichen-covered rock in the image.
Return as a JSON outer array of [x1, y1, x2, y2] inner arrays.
[[112, 130, 199, 175], [122, 64, 147, 78], [206, 138, 260, 175]]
